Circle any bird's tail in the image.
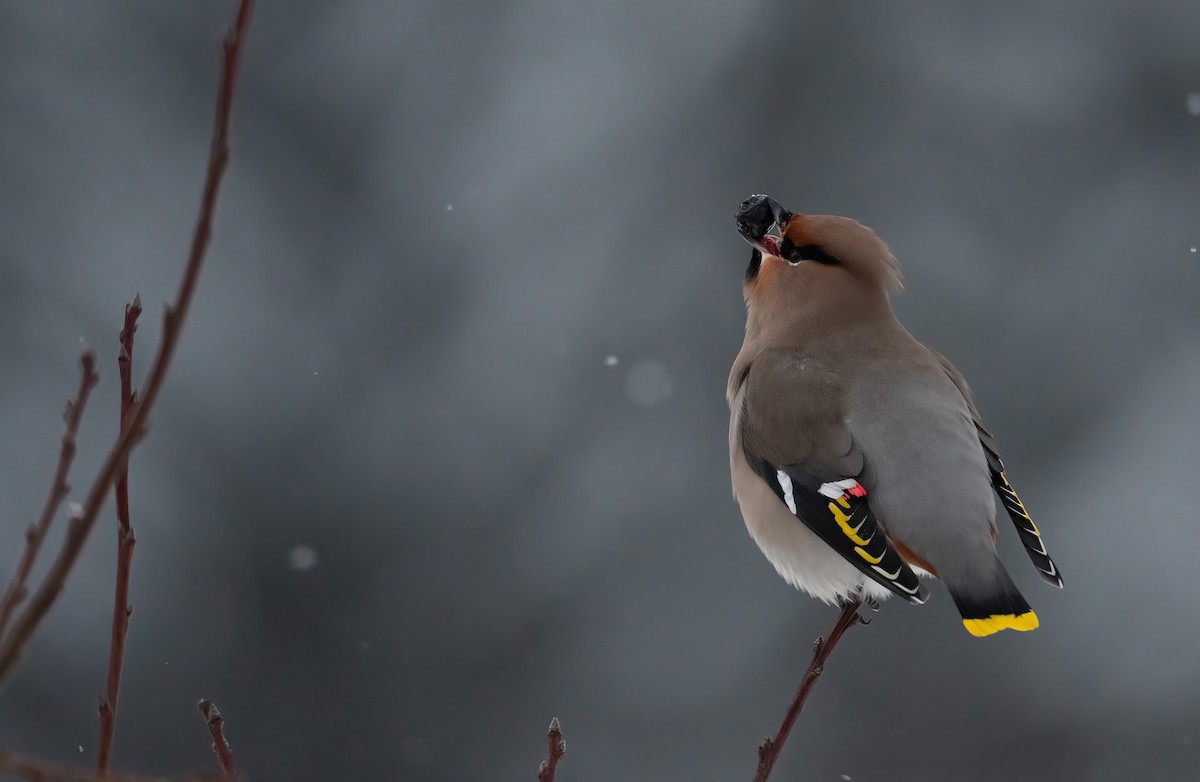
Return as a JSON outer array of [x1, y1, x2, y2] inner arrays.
[[946, 563, 1039, 637]]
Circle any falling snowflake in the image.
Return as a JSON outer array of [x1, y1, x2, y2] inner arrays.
[[604, 355, 619, 367], [1188, 93, 1200, 116]]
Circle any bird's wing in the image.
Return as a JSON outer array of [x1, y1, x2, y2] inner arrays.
[[738, 350, 928, 604], [932, 352, 1063, 588]]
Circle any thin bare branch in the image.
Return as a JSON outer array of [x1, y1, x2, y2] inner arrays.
[[98, 297, 143, 775], [0, 0, 257, 684], [753, 599, 865, 782], [0, 748, 220, 782], [0, 352, 99, 640], [536, 717, 565, 782], [197, 700, 236, 780]]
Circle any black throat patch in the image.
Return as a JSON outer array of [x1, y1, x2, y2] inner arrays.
[[745, 248, 763, 281]]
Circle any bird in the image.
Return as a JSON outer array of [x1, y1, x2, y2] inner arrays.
[[728, 194, 1061, 637]]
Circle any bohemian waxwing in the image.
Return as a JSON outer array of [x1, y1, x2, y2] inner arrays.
[[728, 195, 1062, 637]]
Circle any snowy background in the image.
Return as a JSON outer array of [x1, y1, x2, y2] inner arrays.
[[1, 2, 1198, 780]]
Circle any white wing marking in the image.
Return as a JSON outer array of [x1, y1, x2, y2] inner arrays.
[[775, 470, 798, 514], [871, 564, 903, 581]]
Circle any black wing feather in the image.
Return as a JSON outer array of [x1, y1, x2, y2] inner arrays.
[[975, 422, 1064, 588], [744, 451, 928, 604], [933, 351, 1063, 590]]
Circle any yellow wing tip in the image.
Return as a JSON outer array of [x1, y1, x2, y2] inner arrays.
[[963, 611, 1040, 637]]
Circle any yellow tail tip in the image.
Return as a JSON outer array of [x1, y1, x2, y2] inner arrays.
[[962, 611, 1040, 637]]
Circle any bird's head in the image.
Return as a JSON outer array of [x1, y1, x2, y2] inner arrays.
[[733, 195, 901, 341]]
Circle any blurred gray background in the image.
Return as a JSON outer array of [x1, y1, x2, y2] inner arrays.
[[1, 2, 1198, 780]]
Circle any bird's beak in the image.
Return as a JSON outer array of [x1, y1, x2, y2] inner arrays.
[[735, 194, 790, 257]]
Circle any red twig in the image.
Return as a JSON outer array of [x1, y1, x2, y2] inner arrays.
[[536, 717, 565, 782], [197, 700, 236, 780], [0, 748, 221, 782], [97, 298, 143, 775], [752, 599, 864, 782], [0, 352, 99, 640], [0, 0, 257, 683]]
